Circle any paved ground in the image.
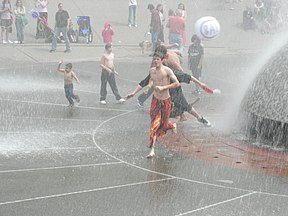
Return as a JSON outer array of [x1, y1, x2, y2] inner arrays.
[[0, 0, 288, 215]]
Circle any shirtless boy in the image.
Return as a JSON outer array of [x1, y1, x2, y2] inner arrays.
[[57, 61, 80, 107], [100, 43, 125, 105], [147, 51, 180, 158]]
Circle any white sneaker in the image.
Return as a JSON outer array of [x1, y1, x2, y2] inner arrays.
[[100, 100, 107, 105], [8, 40, 13, 44], [2, 40, 7, 44], [116, 98, 126, 104], [128, 24, 132, 28], [14, 41, 19, 44]]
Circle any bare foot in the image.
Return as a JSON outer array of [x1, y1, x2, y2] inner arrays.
[[146, 152, 155, 158], [179, 114, 188, 122], [172, 123, 177, 135]]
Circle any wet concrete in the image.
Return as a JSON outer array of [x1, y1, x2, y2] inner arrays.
[[0, 0, 288, 215], [0, 58, 287, 216]]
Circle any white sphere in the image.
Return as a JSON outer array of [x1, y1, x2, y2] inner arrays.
[[195, 16, 220, 40]]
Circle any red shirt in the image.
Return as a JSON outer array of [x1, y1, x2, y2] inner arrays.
[[167, 16, 185, 34]]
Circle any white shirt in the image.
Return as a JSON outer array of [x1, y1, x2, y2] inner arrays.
[[129, 0, 137, 6], [35, 0, 48, 13]]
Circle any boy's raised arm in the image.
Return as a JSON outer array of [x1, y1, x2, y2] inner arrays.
[[57, 61, 65, 73]]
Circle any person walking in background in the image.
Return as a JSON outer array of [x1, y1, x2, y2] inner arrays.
[[177, 3, 187, 47], [188, 34, 204, 94], [128, 0, 137, 27], [150, 4, 163, 51], [50, 3, 71, 53], [102, 22, 114, 44], [57, 60, 80, 107], [167, 9, 185, 52], [99, 43, 126, 105], [1, 0, 13, 44], [35, 0, 48, 39], [14, 0, 25, 44]]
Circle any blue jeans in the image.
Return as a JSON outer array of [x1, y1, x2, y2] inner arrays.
[[51, 26, 70, 51], [64, 84, 79, 105], [169, 32, 183, 52], [15, 18, 24, 42], [128, 5, 137, 26], [151, 31, 160, 50]]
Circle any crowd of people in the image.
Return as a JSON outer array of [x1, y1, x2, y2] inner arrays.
[[2, 1, 212, 158], [0, 0, 49, 44], [243, 0, 286, 34]]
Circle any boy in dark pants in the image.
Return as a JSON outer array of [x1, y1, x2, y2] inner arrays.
[[57, 61, 80, 107], [99, 43, 125, 105], [188, 34, 204, 94]]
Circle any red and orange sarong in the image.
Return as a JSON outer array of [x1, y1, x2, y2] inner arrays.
[[149, 96, 175, 147]]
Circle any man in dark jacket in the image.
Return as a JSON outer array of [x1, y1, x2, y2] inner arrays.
[[50, 3, 70, 53]]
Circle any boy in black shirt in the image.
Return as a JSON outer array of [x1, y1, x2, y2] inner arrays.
[[188, 34, 204, 94]]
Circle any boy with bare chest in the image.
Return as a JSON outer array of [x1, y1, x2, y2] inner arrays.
[[147, 52, 180, 158], [99, 43, 125, 104], [57, 61, 80, 107]]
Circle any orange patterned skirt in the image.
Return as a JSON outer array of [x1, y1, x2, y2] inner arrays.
[[149, 96, 174, 147]]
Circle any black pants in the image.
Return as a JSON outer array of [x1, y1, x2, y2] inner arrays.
[[100, 70, 121, 101]]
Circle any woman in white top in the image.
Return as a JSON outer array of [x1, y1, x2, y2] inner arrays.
[[35, 0, 48, 38], [14, 0, 25, 43]]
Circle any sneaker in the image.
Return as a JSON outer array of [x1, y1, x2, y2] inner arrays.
[[134, 24, 138, 27], [100, 100, 107, 105], [49, 49, 55, 53], [137, 99, 144, 108], [198, 116, 212, 127], [116, 98, 126, 104], [14, 40, 19, 44], [8, 40, 13, 44], [128, 24, 132, 28], [64, 49, 71, 53], [2, 40, 7, 44]]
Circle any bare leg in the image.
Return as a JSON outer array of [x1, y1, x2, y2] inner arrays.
[[188, 107, 201, 119], [147, 135, 156, 158], [172, 123, 177, 135], [179, 113, 188, 122]]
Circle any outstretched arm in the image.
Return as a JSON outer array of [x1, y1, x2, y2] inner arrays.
[[190, 75, 208, 90], [124, 74, 151, 100]]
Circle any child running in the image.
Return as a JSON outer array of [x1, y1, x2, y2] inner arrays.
[[146, 51, 180, 158], [57, 60, 80, 107]]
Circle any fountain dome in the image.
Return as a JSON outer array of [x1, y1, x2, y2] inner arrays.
[[240, 44, 288, 148]]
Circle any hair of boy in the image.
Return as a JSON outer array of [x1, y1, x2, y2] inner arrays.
[[191, 34, 200, 43], [154, 44, 168, 59], [153, 51, 165, 60], [66, 63, 72, 69], [105, 43, 112, 50]]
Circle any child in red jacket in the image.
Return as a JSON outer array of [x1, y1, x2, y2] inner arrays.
[[102, 22, 114, 43]]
